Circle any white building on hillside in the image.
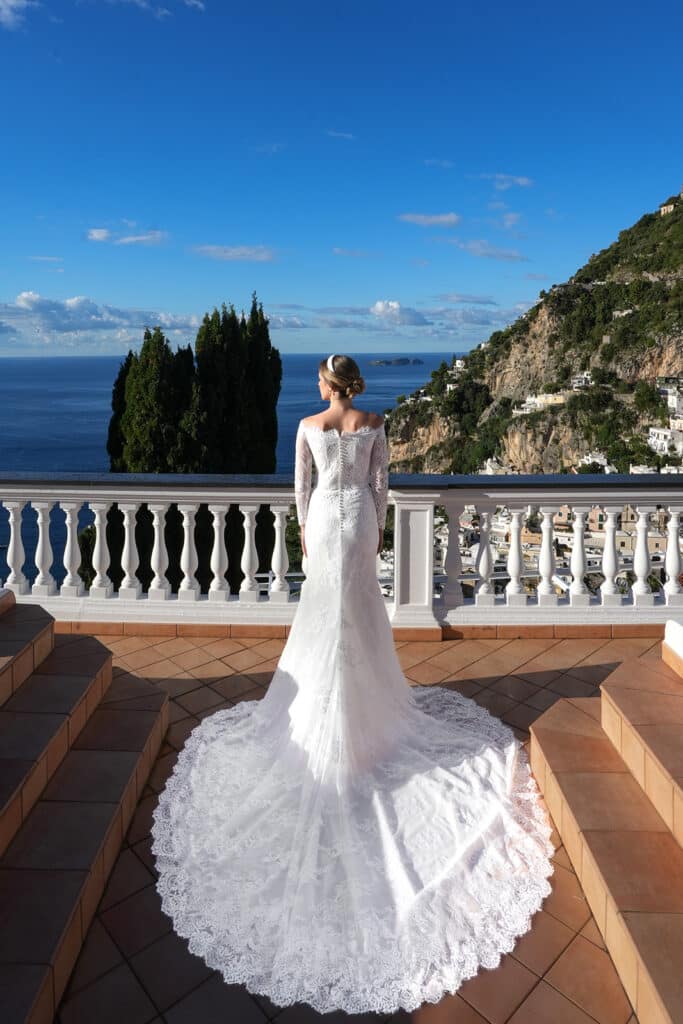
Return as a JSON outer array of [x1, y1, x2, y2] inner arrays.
[[571, 371, 593, 390], [578, 452, 617, 473], [513, 391, 568, 416], [658, 384, 683, 415], [648, 426, 683, 456]]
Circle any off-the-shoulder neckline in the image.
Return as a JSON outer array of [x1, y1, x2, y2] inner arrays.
[[301, 420, 384, 437]]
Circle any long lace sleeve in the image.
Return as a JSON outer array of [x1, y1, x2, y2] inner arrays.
[[294, 420, 313, 526], [369, 423, 389, 532]]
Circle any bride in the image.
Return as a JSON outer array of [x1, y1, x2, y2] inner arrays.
[[151, 353, 554, 1015]]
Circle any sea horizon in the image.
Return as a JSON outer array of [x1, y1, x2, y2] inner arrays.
[[0, 350, 460, 477]]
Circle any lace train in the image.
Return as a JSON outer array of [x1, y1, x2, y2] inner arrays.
[[151, 686, 553, 1014]]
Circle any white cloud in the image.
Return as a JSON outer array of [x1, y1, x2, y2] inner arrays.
[[269, 315, 310, 330], [488, 200, 506, 210], [526, 272, 549, 280], [30, 255, 63, 262], [87, 226, 167, 245], [107, 0, 171, 19], [314, 305, 369, 316], [398, 212, 461, 227], [422, 306, 508, 327], [183, 0, 204, 8], [437, 293, 498, 305], [2, 291, 200, 352], [502, 212, 521, 229], [449, 238, 528, 262], [115, 230, 167, 245], [480, 173, 533, 191], [424, 159, 454, 169], [0, 0, 35, 29], [332, 247, 370, 258], [327, 130, 354, 140], [266, 294, 536, 342], [370, 300, 430, 326], [193, 244, 275, 262], [315, 316, 377, 332]]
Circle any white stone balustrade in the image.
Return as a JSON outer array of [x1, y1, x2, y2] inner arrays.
[[0, 473, 682, 627]]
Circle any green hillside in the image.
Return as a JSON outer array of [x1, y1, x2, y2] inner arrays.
[[387, 189, 683, 474]]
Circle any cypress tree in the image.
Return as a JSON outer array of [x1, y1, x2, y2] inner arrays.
[[120, 327, 186, 473], [100, 297, 282, 595], [106, 349, 135, 472]]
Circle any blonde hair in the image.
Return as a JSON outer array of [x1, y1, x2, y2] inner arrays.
[[319, 354, 365, 398]]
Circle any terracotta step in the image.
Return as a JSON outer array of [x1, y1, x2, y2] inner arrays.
[[0, 673, 169, 1024], [530, 696, 683, 1024], [600, 657, 683, 847], [0, 636, 112, 858], [0, 587, 15, 617], [0, 604, 55, 706]]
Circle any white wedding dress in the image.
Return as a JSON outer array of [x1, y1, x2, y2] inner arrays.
[[151, 419, 554, 1015]]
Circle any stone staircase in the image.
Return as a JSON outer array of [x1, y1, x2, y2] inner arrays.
[[0, 590, 169, 1024], [530, 624, 683, 1024]]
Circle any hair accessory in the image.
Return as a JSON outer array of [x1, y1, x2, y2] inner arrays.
[[326, 354, 336, 372]]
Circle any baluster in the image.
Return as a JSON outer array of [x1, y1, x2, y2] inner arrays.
[[31, 501, 57, 596], [178, 503, 200, 601], [440, 496, 464, 613], [90, 502, 113, 598], [148, 503, 170, 600], [600, 505, 623, 606], [664, 506, 683, 605], [208, 504, 230, 602], [537, 506, 558, 606], [569, 505, 591, 607], [505, 507, 527, 606], [61, 501, 84, 597], [269, 506, 290, 602], [118, 503, 141, 600], [4, 501, 29, 594], [239, 504, 260, 602], [475, 506, 495, 606], [633, 504, 656, 606]]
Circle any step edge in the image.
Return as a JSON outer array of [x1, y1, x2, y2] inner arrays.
[[0, 655, 113, 859], [601, 686, 683, 843], [532, 728, 680, 1024], [0, 698, 167, 1020], [0, 621, 55, 708], [0, 588, 16, 618]]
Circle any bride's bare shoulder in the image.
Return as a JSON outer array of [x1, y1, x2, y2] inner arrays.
[[300, 414, 325, 429], [300, 412, 384, 430]]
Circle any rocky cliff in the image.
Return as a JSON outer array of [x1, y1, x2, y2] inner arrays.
[[386, 190, 683, 474]]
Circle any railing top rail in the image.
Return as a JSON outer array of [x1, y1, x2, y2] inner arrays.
[[0, 470, 680, 489]]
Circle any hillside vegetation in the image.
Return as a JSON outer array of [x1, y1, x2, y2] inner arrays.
[[387, 191, 683, 474]]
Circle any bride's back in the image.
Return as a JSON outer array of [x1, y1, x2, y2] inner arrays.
[[302, 410, 384, 435]]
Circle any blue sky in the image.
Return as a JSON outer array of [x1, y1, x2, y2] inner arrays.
[[1, 0, 682, 356]]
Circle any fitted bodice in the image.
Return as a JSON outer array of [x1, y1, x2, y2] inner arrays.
[[294, 420, 389, 530]]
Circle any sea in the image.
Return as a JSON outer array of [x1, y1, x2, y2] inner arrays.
[[0, 351, 456, 581], [0, 352, 454, 476]]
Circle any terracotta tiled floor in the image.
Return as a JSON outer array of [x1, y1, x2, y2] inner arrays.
[[55, 632, 655, 1024]]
